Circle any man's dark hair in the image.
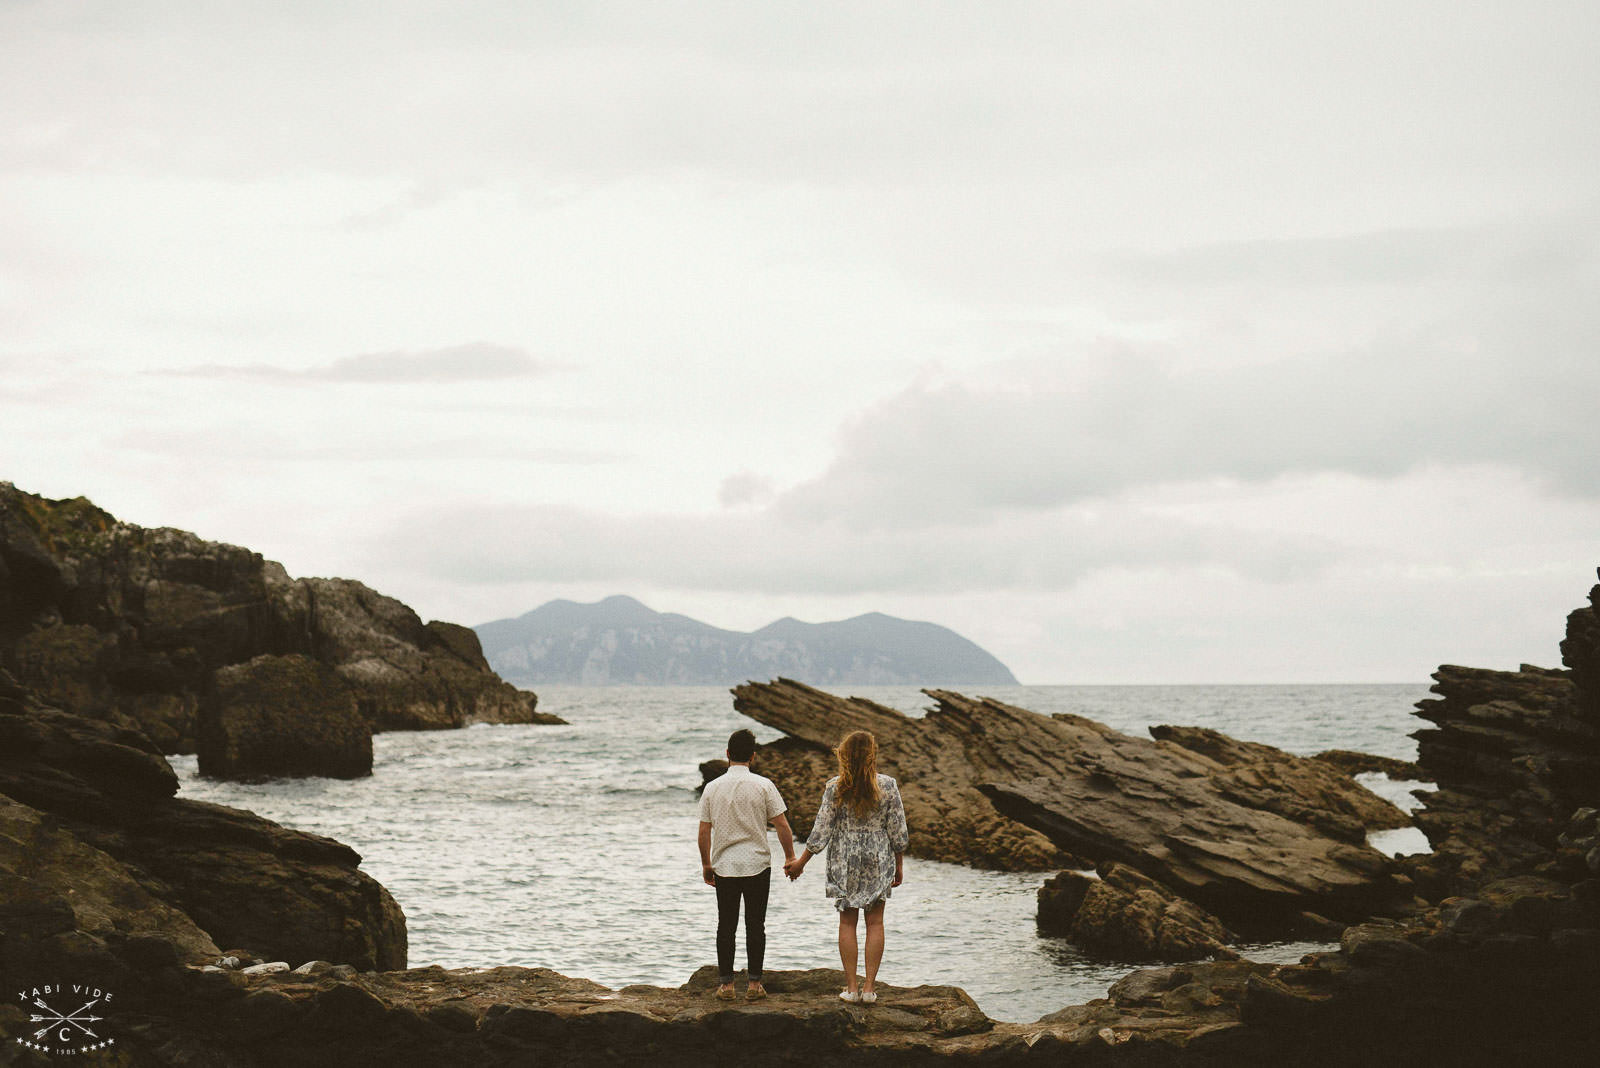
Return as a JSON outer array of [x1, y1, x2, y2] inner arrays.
[[727, 728, 757, 763]]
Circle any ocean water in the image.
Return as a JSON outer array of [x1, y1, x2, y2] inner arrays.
[[170, 683, 1433, 1023]]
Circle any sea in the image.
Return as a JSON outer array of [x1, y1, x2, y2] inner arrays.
[[169, 683, 1435, 1024]]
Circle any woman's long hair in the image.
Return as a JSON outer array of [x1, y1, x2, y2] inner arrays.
[[834, 730, 881, 818]]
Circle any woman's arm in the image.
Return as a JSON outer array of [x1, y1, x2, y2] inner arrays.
[[883, 779, 909, 853], [805, 781, 838, 854], [892, 852, 904, 887]]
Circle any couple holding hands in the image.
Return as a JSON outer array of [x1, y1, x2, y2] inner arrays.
[[697, 727, 909, 1004]]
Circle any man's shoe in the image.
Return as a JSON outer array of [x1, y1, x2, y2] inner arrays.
[[745, 983, 768, 1001], [715, 984, 736, 1001]]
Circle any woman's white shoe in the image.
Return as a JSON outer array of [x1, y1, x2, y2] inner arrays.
[[860, 990, 878, 1005], [839, 989, 861, 1003]]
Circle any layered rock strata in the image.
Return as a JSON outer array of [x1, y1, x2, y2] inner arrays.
[[1406, 663, 1600, 899], [0, 483, 561, 768], [726, 680, 1408, 927], [0, 672, 406, 992]]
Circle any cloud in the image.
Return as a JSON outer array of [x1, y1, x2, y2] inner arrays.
[[162, 342, 547, 384], [1111, 220, 1594, 289], [375, 497, 1338, 598], [105, 427, 618, 466], [718, 470, 775, 508], [773, 240, 1600, 527]]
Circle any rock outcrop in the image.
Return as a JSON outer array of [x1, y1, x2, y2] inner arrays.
[[726, 680, 1409, 927], [198, 653, 372, 780], [3, 964, 999, 1066], [729, 681, 1074, 871], [1405, 659, 1600, 901], [0, 672, 406, 989], [0, 482, 562, 767], [1037, 865, 1238, 962]]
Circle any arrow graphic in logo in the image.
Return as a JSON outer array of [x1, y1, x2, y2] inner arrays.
[[28, 997, 103, 1042]]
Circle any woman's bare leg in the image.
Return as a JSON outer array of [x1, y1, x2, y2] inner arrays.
[[838, 907, 860, 993], [863, 902, 885, 993]]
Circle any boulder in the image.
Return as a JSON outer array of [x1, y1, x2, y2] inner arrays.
[[0, 792, 221, 989], [729, 680, 1406, 925], [199, 653, 371, 780], [1037, 865, 1238, 962]]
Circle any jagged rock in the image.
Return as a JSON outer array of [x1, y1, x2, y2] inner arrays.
[[1558, 573, 1600, 723], [1311, 749, 1426, 781], [729, 680, 1406, 925], [1404, 659, 1600, 899], [1037, 865, 1238, 962], [727, 680, 1072, 871], [0, 679, 406, 980], [0, 482, 561, 754], [198, 653, 372, 780]]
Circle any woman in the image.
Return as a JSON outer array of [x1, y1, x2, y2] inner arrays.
[[784, 730, 909, 1004]]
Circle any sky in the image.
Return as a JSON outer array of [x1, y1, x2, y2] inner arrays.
[[3, 1, 1598, 683]]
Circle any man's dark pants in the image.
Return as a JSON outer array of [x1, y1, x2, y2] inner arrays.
[[714, 868, 771, 983]]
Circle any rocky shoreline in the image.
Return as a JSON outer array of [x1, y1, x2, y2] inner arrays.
[[4, 484, 1599, 1061], [0, 483, 561, 780]]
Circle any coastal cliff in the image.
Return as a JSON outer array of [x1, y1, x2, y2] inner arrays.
[[0, 482, 561, 774]]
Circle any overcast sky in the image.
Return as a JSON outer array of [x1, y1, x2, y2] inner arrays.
[[4, 2, 1597, 683]]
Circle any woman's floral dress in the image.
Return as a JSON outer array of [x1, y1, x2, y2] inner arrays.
[[804, 773, 910, 910]]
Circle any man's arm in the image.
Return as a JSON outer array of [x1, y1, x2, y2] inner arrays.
[[770, 812, 796, 863], [697, 821, 715, 886]]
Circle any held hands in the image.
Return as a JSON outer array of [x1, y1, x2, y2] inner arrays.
[[782, 853, 807, 881]]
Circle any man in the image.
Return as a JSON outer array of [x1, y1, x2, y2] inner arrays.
[[697, 727, 795, 1001]]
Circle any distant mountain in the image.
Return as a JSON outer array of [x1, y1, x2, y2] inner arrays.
[[474, 596, 1019, 687]]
